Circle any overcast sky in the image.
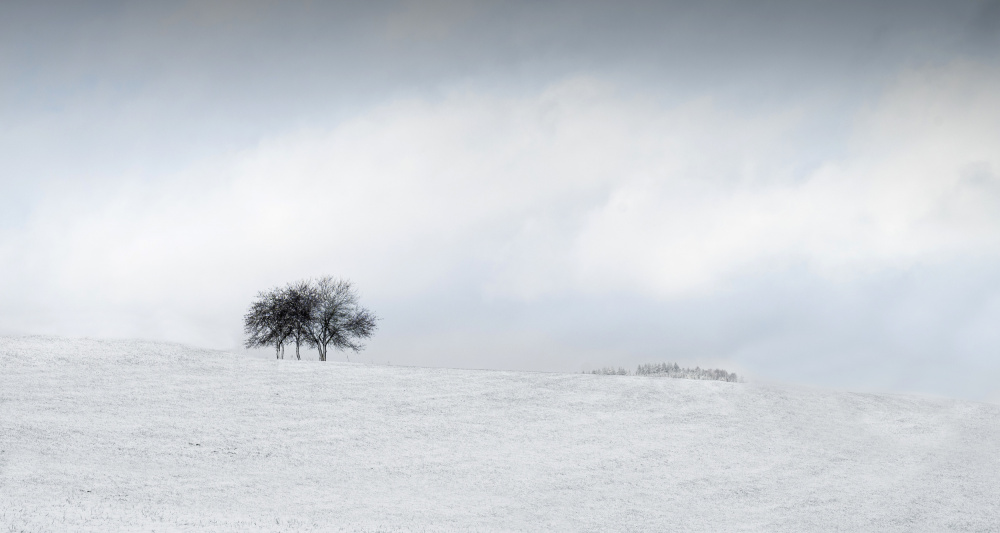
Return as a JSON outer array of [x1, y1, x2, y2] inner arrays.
[[2, 0, 1000, 400]]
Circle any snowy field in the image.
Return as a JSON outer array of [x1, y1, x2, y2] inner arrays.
[[1, 336, 999, 532]]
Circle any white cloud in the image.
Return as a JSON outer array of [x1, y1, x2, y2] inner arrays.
[[3, 63, 1000, 356], [577, 61, 1000, 294]]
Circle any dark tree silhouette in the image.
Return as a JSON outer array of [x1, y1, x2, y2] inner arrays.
[[243, 287, 294, 359], [302, 277, 378, 362], [283, 281, 313, 360], [244, 277, 378, 361]]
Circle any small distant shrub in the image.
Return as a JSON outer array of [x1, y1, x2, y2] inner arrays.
[[587, 363, 742, 382], [589, 366, 630, 376], [636, 363, 741, 382]]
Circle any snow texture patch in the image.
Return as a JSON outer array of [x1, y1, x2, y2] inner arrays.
[[1, 336, 998, 531]]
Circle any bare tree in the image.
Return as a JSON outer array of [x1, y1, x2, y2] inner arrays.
[[302, 277, 379, 362], [244, 277, 378, 361], [283, 281, 313, 360], [243, 287, 293, 359]]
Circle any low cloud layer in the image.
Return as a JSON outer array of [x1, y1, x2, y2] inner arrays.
[[2, 60, 1000, 399], [3, 1, 1000, 400]]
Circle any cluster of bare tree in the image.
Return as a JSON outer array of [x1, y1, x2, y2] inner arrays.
[[589, 363, 741, 382], [635, 363, 740, 382], [244, 277, 378, 361]]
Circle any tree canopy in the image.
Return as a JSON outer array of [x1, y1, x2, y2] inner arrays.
[[244, 277, 378, 361]]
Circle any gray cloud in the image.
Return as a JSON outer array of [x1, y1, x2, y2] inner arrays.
[[2, 1, 1000, 400]]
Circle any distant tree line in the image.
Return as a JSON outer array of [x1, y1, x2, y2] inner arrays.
[[589, 363, 741, 382], [244, 277, 378, 361]]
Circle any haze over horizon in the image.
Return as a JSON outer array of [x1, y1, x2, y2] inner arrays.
[[2, 0, 1000, 400]]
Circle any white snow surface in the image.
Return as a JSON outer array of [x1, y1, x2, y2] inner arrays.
[[1, 336, 999, 532]]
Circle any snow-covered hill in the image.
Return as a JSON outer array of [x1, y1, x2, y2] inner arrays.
[[1, 336, 998, 532]]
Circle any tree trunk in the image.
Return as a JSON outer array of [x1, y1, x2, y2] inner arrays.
[[295, 339, 301, 360], [318, 343, 327, 361]]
